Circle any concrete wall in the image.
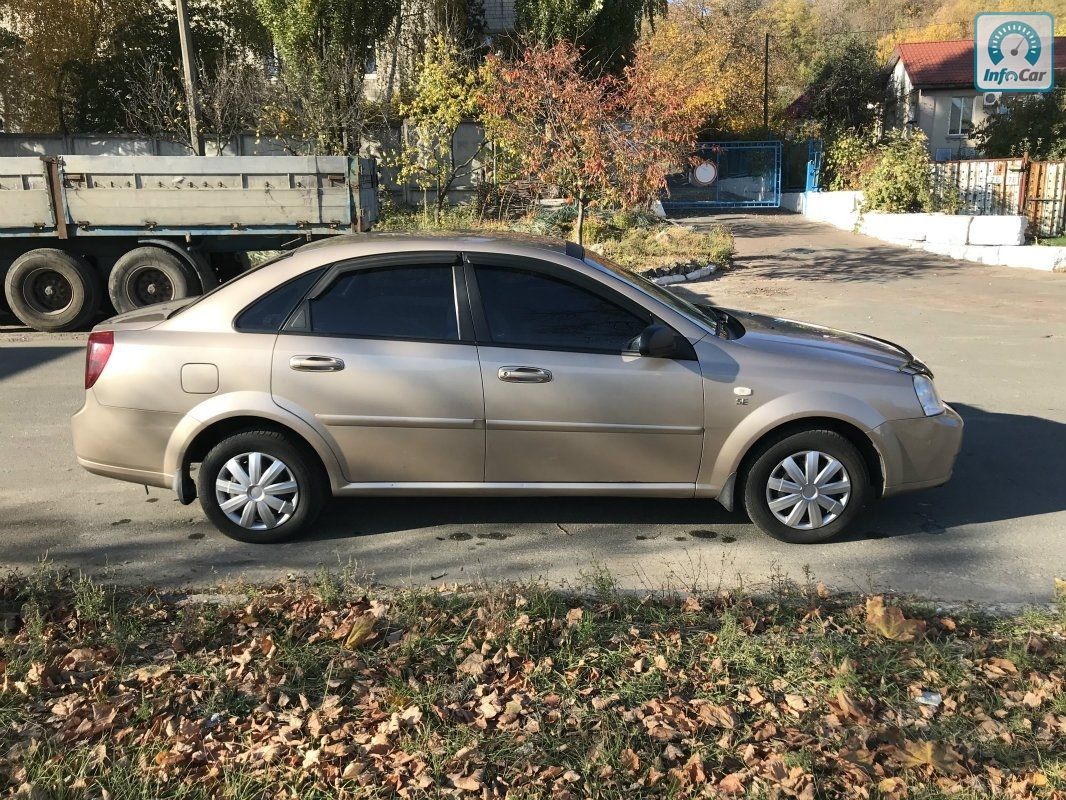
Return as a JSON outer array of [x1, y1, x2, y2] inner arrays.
[[784, 190, 1066, 271], [781, 191, 862, 230]]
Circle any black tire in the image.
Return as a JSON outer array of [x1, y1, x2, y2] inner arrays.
[[197, 429, 326, 544], [3, 248, 101, 332], [743, 428, 870, 544], [107, 246, 197, 314]]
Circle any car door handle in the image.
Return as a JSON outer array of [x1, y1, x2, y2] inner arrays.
[[498, 366, 552, 383], [290, 355, 345, 372]]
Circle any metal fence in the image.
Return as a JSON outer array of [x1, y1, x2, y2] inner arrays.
[[930, 156, 1066, 238], [662, 141, 782, 210]]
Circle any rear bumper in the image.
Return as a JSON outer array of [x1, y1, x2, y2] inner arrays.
[[876, 404, 964, 496], [71, 392, 178, 490]]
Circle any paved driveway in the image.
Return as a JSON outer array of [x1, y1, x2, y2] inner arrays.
[[1, 214, 1063, 602]]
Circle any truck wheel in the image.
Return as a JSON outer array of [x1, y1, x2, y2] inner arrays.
[[4, 248, 101, 332], [108, 246, 196, 314]]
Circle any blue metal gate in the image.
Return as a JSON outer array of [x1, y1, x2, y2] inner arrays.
[[662, 141, 782, 211]]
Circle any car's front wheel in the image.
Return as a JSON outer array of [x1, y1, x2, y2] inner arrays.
[[743, 429, 870, 544], [197, 429, 326, 543]]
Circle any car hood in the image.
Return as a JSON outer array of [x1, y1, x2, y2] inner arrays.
[[724, 309, 912, 371]]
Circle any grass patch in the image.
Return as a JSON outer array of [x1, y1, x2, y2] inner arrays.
[[0, 570, 1061, 798], [375, 200, 734, 274], [596, 224, 735, 271]]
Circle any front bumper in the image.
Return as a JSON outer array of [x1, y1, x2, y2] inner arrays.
[[875, 404, 964, 496], [71, 392, 178, 490]]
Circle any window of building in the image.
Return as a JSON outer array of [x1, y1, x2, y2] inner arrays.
[[948, 96, 975, 137]]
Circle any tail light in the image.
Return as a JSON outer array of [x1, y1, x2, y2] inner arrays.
[[85, 331, 114, 389]]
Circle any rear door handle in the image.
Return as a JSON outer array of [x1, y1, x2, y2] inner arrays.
[[498, 366, 552, 383], [290, 355, 345, 372]]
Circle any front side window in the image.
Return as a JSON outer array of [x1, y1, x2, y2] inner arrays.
[[475, 266, 647, 352], [948, 96, 974, 137], [308, 266, 458, 341]]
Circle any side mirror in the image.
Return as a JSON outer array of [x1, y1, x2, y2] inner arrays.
[[636, 324, 681, 358]]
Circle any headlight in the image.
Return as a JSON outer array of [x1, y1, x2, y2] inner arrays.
[[912, 374, 944, 416]]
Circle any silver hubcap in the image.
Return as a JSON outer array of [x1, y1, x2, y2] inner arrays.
[[766, 450, 851, 530], [215, 452, 299, 530]]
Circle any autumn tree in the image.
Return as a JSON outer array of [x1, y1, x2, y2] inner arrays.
[[482, 41, 612, 243], [253, 0, 400, 153], [636, 0, 792, 136], [514, 0, 667, 72], [397, 36, 485, 221], [482, 40, 698, 244], [803, 37, 883, 136], [0, 0, 268, 134]]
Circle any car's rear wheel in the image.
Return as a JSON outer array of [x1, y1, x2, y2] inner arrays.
[[743, 429, 870, 544], [197, 430, 325, 543]]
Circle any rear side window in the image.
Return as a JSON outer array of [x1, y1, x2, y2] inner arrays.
[[308, 266, 458, 341], [235, 268, 324, 332], [475, 266, 647, 352]]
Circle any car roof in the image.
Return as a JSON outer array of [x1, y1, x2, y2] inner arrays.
[[295, 231, 579, 261]]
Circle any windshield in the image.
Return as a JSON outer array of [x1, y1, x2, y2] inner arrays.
[[583, 252, 723, 331]]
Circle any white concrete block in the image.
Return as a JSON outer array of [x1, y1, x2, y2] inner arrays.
[[881, 237, 924, 249], [780, 192, 805, 213], [860, 212, 930, 242], [804, 191, 862, 229], [924, 214, 972, 245], [962, 245, 1000, 264], [920, 242, 956, 258], [967, 215, 1027, 246], [996, 245, 1066, 271], [649, 200, 667, 219]]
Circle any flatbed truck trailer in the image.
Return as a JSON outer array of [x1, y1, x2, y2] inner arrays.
[[0, 154, 377, 331]]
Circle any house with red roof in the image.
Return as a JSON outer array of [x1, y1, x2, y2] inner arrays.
[[885, 37, 1066, 161]]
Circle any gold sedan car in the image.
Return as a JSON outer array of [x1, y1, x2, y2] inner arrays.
[[72, 234, 962, 544]]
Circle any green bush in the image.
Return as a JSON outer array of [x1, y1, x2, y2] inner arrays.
[[862, 130, 933, 214], [374, 200, 489, 232], [824, 129, 876, 191]]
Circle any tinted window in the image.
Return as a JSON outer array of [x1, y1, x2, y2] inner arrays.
[[235, 268, 323, 332], [475, 266, 647, 351], [309, 266, 458, 340]]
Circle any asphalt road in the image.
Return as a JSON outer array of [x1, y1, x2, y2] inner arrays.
[[1, 213, 1063, 602]]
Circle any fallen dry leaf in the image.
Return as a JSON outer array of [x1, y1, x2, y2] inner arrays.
[[894, 740, 963, 774], [865, 596, 926, 642], [343, 613, 376, 649]]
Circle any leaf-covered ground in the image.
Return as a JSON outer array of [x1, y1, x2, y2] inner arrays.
[[0, 568, 1062, 799]]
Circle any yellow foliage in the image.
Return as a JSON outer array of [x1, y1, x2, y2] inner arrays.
[[639, 0, 792, 134], [878, 0, 1066, 58]]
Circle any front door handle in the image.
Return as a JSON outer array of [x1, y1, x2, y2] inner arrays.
[[290, 355, 345, 372], [498, 366, 552, 383]]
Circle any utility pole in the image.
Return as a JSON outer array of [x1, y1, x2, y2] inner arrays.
[[763, 32, 770, 139], [175, 0, 203, 155]]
